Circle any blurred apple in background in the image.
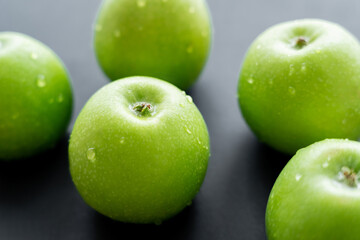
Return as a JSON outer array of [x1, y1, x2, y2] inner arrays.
[[238, 19, 360, 154], [0, 32, 73, 160], [94, 0, 212, 90]]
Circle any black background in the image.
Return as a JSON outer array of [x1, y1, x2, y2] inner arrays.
[[1, 0, 360, 239]]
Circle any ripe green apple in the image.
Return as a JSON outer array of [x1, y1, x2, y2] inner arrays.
[[0, 32, 73, 160], [266, 139, 360, 240], [93, 0, 212, 90], [69, 76, 210, 224], [238, 19, 360, 154]]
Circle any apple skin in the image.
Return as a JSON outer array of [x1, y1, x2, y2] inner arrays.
[[266, 139, 360, 240], [238, 19, 360, 154], [94, 0, 212, 90], [0, 32, 73, 160], [69, 76, 210, 224]]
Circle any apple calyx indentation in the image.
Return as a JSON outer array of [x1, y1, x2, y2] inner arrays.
[[292, 36, 308, 50], [338, 166, 360, 188], [132, 102, 154, 117]]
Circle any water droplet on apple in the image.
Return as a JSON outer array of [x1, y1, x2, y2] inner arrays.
[[197, 137, 202, 145], [186, 45, 194, 54], [49, 98, 54, 104], [57, 93, 64, 103], [95, 24, 103, 32], [120, 137, 125, 144], [186, 128, 192, 134], [289, 64, 295, 76], [179, 103, 185, 108], [87, 148, 96, 163], [342, 119, 347, 125], [186, 95, 193, 103], [36, 75, 46, 88], [11, 113, 19, 120], [189, 6, 195, 14], [201, 30, 208, 37], [181, 91, 186, 96], [295, 174, 302, 181], [327, 156, 332, 161], [247, 78, 254, 84], [256, 44, 262, 49], [322, 162, 329, 168], [269, 79, 273, 85], [137, 0, 146, 8], [316, 49, 321, 54], [154, 220, 162, 225], [31, 52, 38, 60], [113, 30, 121, 38], [301, 63, 307, 72], [203, 145, 209, 150], [288, 86, 296, 95]]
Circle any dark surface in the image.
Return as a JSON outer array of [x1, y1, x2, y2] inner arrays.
[[0, 0, 359, 239]]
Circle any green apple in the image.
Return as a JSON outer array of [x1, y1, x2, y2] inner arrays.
[[238, 19, 360, 154], [266, 139, 360, 240], [94, 0, 212, 90], [0, 32, 73, 160], [69, 76, 210, 224]]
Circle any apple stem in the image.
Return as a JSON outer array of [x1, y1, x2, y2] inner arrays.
[[293, 37, 308, 49], [340, 167, 359, 187], [132, 102, 154, 117]]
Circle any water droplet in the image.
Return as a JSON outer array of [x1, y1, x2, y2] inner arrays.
[[11, 113, 19, 120], [196, 137, 201, 145], [301, 63, 307, 72], [113, 30, 121, 38], [247, 78, 254, 84], [49, 98, 54, 104], [181, 91, 186, 96], [255, 62, 259, 66], [186, 128, 192, 134], [137, 0, 146, 8], [95, 24, 103, 32], [289, 64, 295, 76], [57, 94, 64, 103], [322, 162, 329, 168], [186, 95, 193, 103], [269, 79, 273, 85], [256, 44, 262, 49], [31, 53, 38, 60], [295, 174, 302, 181], [316, 49, 321, 54], [36, 75, 46, 88], [179, 103, 185, 108], [120, 137, 125, 144], [87, 148, 96, 163], [327, 156, 332, 161], [201, 30, 208, 37], [189, 6, 195, 14], [342, 119, 347, 125], [203, 145, 209, 150], [288, 86, 296, 95], [186, 45, 193, 54]]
